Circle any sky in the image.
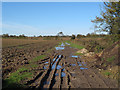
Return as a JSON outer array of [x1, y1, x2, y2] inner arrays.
[[2, 2, 103, 36]]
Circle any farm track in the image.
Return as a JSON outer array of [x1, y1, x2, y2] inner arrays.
[[2, 41, 58, 79], [2, 41, 118, 89], [26, 46, 118, 89]]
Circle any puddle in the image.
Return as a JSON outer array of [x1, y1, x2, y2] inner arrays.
[[70, 64, 76, 66], [56, 65, 62, 70], [52, 62, 56, 70], [60, 43, 65, 47], [53, 58, 56, 62], [78, 62, 82, 66], [45, 62, 49, 64], [61, 72, 66, 77], [52, 55, 61, 70], [55, 42, 65, 50], [55, 47, 64, 50], [82, 62, 87, 66], [65, 42, 70, 45], [71, 55, 80, 58], [80, 67, 88, 70], [55, 73, 59, 76], [43, 81, 50, 85], [44, 65, 48, 69], [63, 68, 65, 71]]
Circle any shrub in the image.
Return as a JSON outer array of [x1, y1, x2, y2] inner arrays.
[[71, 34, 75, 40], [107, 56, 115, 62], [86, 40, 104, 53]]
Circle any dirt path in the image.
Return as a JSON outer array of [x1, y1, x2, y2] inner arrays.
[[26, 43, 118, 89]]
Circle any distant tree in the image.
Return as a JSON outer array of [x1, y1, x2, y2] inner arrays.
[[91, 1, 120, 34], [86, 33, 91, 37], [77, 34, 85, 38], [57, 32, 64, 36], [38, 35, 42, 37], [71, 34, 75, 40], [19, 34, 26, 37], [2, 34, 9, 37]]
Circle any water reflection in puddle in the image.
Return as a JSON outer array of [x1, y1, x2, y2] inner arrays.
[[55, 73, 59, 76], [70, 64, 76, 66], [78, 62, 82, 66], [53, 58, 56, 62], [52, 63, 56, 70], [45, 62, 49, 64], [71, 55, 80, 58], [44, 65, 48, 69], [82, 62, 87, 66], [80, 67, 88, 70], [52, 55, 61, 70], [57, 65, 62, 70], [61, 43, 65, 47], [65, 42, 70, 45], [43, 81, 50, 85], [55, 42, 65, 50], [55, 47, 64, 50], [61, 72, 66, 77]]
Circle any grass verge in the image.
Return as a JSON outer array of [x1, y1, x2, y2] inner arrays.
[[65, 41, 84, 49], [4, 54, 47, 88], [106, 56, 115, 62]]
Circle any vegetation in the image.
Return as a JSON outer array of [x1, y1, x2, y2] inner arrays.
[[86, 40, 104, 53], [3, 54, 47, 88], [91, 2, 120, 34], [66, 41, 84, 49], [75, 52, 84, 56], [30, 55, 46, 63], [71, 34, 75, 40], [107, 56, 115, 62], [104, 71, 111, 76]]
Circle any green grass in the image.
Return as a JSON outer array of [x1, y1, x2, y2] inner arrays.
[[65, 41, 84, 49], [31, 55, 46, 62], [55, 41, 64, 47], [75, 52, 84, 56], [101, 58, 104, 61], [106, 56, 115, 62], [4, 55, 46, 88], [4, 66, 34, 88], [104, 71, 111, 76]]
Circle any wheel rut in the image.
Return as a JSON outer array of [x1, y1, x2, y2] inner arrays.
[[26, 42, 118, 89]]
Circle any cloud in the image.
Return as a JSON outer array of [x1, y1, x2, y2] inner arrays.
[[2, 22, 42, 36]]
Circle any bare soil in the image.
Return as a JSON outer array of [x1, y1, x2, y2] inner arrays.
[[2, 41, 118, 89]]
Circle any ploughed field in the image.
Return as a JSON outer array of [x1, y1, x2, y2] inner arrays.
[[2, 40, 118, 89]]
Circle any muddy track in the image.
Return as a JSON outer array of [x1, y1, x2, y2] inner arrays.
[[2, 41, 58, 79], [2, 42, 118, 89], [26, 43, 118, 89]]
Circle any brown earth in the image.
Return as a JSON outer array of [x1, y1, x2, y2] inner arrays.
[[25, 46, 118, 89], [2, 41, 119, 89], [2, 38, 44, 48], [2, 40, 58, 79]]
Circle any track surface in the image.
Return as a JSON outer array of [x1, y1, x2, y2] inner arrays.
[[26, 45, 118, 89]]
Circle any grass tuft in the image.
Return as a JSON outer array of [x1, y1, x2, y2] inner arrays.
[[104, 71, 111, 76], [106, 56, 115, 62], [65, 41, 84, 49], [32, 55, 46, 62]]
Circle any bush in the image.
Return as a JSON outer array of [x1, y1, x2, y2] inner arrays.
[[71, 34, 75, 40], [86, 40, 104, 53]]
